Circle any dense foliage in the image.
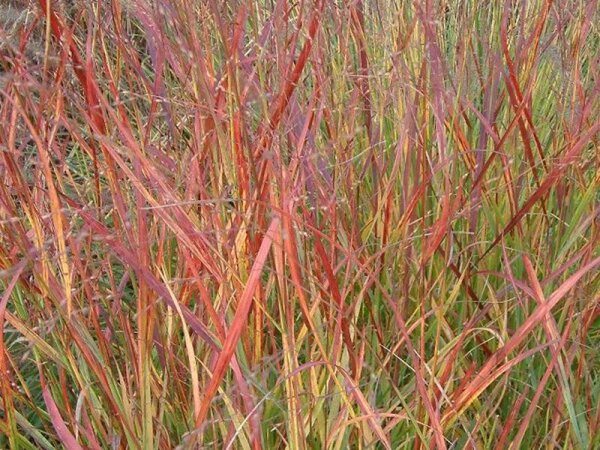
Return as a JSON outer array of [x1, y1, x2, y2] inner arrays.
[[1, 0, 599, 448]]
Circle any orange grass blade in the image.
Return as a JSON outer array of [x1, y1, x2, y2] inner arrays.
[[194, 217, 280, 429]]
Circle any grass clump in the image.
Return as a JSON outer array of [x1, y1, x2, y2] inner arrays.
[[0, 0, 599, 448]]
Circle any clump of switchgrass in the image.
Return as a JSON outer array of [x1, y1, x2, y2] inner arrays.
[[0, 0, 599, 449]]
